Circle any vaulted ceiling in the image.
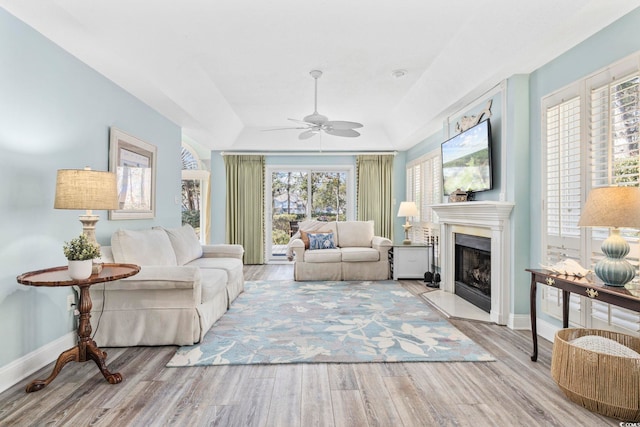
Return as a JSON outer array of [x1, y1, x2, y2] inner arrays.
[[2, 1, 639, 152]]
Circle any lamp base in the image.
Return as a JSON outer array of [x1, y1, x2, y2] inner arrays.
[[594, 228, 636, 287], [595, 258, 635, 287], [79, 213, 99, 245], [402, 221, 412, 245], [79, 213, 102, 276]]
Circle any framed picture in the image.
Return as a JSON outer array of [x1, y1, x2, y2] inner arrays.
[[108, 127, 157, 220]]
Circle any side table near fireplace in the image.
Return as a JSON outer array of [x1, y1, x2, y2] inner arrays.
[[390, 243, 430, 280], [526, 268, 640, 362], [17, 263, 140, 392]]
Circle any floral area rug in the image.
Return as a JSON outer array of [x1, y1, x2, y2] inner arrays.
[[166, 280, 495, 367]]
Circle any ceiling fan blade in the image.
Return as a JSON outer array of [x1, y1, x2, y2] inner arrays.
[[325, 128, 360, 138], [299, 130, 318, 140], [262, 126, 309, 131], [326, 120, 363, 130], [288, 118, 314, 126]]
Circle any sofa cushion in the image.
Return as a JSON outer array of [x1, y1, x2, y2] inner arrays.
[[304, 248, 342, 263], [341, 247, 380, 262], [308, 232, 336, 250], [156, 225, 203, 265], [111, 228, 177, 266], [187, 256, 243, 273], [299, 230, 310, 249], [337, 221, 374, 248], [299, 221, 338, 245], [187, 257, 245, 304], [200, 268, 229, 305]]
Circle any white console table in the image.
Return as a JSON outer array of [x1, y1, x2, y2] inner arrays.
[[390, 243, 429, 280]]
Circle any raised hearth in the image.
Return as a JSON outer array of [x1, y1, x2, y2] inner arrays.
[[430, 201, 514, 325]]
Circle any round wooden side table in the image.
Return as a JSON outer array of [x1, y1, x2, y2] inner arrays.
[[17, 263, 140, 393]]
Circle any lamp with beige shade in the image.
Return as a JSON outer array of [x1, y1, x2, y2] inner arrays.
[[54, 167, 119, 272], [397, 201, 419, 245], [578, 186, 640, 287]]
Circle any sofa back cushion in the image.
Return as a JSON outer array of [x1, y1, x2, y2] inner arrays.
[[337, 221, 374, 248], [111, 228, 178, 266], [299, 220, 338, 245], [155, 225, 203, 265], [299, 230, 311, 249]]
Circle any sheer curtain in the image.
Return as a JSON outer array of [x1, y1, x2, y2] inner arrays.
[[224, 155, 265, 264], [356, 155, 394, 239]]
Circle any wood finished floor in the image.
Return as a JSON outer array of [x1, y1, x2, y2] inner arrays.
[[0, 264, 616, 426]]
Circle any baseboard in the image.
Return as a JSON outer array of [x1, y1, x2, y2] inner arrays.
[[535, 318, 560, 343], [508, 313, 531, 330], [0, 332, 75, 394]]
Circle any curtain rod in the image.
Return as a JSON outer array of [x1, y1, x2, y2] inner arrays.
[[220, 151, 397, 157]]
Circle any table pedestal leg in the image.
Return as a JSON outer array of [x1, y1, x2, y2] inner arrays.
[[25, 284, 122, 392], [25, 346, 80, 392], [86, 339, 122, 384]]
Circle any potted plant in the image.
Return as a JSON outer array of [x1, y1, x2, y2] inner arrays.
[[63, 234, 101, 280]]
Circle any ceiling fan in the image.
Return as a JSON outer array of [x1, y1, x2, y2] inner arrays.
[[267, 70, 363, 139]]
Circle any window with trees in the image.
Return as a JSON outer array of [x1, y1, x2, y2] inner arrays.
[[181, 144, 210, 243], [269, 168, 351, 257]]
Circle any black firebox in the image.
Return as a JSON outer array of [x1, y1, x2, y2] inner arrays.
[[454, 233, 491, 313]]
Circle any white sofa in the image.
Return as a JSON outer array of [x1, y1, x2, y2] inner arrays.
[[287, 220, 392, 281], [90, 225, 244, 347]]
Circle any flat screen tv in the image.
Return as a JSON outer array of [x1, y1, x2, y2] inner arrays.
[[441, 119, 492, 195]]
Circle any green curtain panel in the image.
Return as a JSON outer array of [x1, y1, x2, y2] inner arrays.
[[224, 155, 265, 264], [356, 155, 394, 239]]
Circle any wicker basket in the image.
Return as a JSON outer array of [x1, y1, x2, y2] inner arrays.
[[551, 328, 640, 421]]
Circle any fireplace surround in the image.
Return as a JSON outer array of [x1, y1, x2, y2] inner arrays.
[[430, 201, 514, 325]]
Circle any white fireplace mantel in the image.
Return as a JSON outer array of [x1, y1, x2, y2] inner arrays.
[[430, 201, 515, 226], [430, 201, 515, 325]]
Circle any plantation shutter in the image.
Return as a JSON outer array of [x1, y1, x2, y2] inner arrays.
[[542, 93, 584, 323], [588, 73, 640, 334], [411, 163, 422, 217], [426, 154, 441, 225], [406, 150, 441, 244]]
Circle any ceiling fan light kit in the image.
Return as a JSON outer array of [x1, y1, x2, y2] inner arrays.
[[269, 70, 363, 139]]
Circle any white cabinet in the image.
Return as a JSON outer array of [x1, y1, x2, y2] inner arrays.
[[390, 244, 429, 280]]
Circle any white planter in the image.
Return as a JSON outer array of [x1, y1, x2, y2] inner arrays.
[[68, 260, 93, 280]]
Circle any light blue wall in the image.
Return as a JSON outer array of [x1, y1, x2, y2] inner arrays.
[[506, 75, 531, 315], [210, 153, 227, 244], [405, 91, 504, 201], [0, 9, 182, 367], [392, 151, 407, 242], [529, 7, 640, 326]]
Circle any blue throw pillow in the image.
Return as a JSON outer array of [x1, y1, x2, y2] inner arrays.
[[308, 232, 336, 250]]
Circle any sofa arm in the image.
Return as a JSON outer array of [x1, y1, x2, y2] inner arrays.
[[201, 244, 244, 260], [290, 238, 305, 260], [372, 236, 392, 249]]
